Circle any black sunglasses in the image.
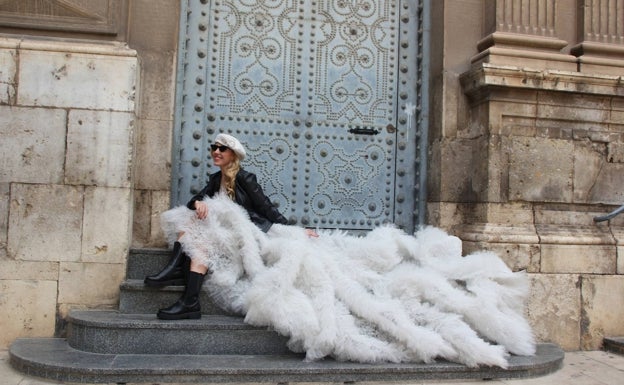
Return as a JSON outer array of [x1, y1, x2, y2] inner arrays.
[[210, 144, 231, 152]]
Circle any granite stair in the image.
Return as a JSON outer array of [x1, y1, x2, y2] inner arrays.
[[9, 248, 565, 383], [603, 337, 624, 355]]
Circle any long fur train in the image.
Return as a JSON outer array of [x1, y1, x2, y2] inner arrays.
[[161, 194, 536, 367]]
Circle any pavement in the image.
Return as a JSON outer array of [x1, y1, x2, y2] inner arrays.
[[2, 349, 623, 385]]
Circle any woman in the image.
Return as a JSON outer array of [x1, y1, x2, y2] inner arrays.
[[145, 133, 300, 320], [148, 133, 536, 368]]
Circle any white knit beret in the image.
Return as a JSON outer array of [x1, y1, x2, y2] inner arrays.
[[214, 133, 246, 160]]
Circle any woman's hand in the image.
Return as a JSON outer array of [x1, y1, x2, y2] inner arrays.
[[305, 228, 319, 238], [194, 201, 208, 220]]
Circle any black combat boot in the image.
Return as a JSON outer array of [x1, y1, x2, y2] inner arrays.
[[144, 241, 187, 287], [156, 271, 205, 320]]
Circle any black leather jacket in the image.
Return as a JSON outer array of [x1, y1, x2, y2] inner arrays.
[[187, 169, 288, 232]]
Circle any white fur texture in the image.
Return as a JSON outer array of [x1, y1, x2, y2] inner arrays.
[[161, 194, 536, 367]]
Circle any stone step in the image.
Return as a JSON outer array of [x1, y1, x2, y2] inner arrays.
[[603, 337, 624, 355], [119, 279, 230, 315], [67, 310, 293, 355], [126, 248, 172, 280], [9, 338, 565, 384]]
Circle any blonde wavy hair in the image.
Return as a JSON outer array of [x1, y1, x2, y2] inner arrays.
[[221, 156, 240, 200]]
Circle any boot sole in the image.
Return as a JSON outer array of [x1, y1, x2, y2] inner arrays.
[[156, 311, 201, 320]]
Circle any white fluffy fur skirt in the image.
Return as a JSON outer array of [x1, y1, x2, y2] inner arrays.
[[161, 194, 536, 367]]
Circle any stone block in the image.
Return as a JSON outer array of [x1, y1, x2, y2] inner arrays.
[[536, 224, 614, 245], [425, 202, 462, 229], [58, 262, 125, 306], [580, 275, 624, 350], [128, 0, 179, 51], [612, 228, 624, 274], [540, 244, 616, 274], [0, 280, 57, 348], [0, 183, 8, 258], [82, 187, 131, 264], [0, 106, 67, 184], [0, 258, 58, 280], [508, 137, 574, 203], [574, 141, 624, 205], [608, 142, 624, 163], [132, 190, 152, 247], [134, 189, 171, 248], [480, 202, 535, 225], [136, 51, 176, 120], [8, 184, 83, 262], [527, 274, 581, 351], [18, 48, 137, 111], [135, 119, 172, 190], [439, 138, 488, 202], [0, 48, 16, 104], [462, 241, 540, 273], [535, 204, 613, 228], [65, 110, 134, 188], [150, 189, 170, 247]]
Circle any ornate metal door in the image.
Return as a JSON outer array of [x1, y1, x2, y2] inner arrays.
[[173, 0, 429, 232]]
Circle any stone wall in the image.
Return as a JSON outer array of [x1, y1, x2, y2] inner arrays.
[[0, 37, 138, 347], [128, 0, 178, 249], [427, 0, 624, 351]]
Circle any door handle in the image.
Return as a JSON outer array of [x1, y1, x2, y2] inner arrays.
[[348, 127, 379, 135]]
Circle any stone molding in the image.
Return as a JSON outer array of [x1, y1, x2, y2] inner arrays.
[[461, 63, 624, 102], [0, 0, 124, 35]]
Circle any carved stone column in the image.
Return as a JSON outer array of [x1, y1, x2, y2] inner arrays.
[[472, 0, 577, 70], [571, 0, 624, 74]]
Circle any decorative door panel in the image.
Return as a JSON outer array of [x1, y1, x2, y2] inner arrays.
[[173, 0, 427, 232]]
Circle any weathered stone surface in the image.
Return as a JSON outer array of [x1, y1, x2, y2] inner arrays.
[[65, 110, 134, 188], [150, 190, 170, 247], [136, 51, 176, 121], [8, 184, 83, 262], [483, 202, 536, 224], [574, 140, 624, 205], [82, 187, 131, 264], [612, 227, 624, 274], [134, 118, 172, 190], [0, 48, 16, 104], [540, 244, 616, 274], [0, 106, 67, 184], [128, 0, 179, 53], [58, 262, 125, 306], [462, 241, 540, 273], [509, 137, 574, 203], [0, 258, 58, 280], [535, 204, 614, 227], [0, 183, 8, 258], [608, 142, 624, 163], [0, 280, 56, 348], [18, 47, 137, 111], [132, 190, 152, 248], [527, 274, 581, 351], [536, 225, 614, 245], [438, 138, 488, 202], [580, 275, 624, 350]]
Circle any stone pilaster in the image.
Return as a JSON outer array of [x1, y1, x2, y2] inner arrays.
[[571, 0, 624, 75], [472, 0, 577, 70]]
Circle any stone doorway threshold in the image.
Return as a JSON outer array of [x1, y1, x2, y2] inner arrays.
[[10, 338, 563, 384]]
